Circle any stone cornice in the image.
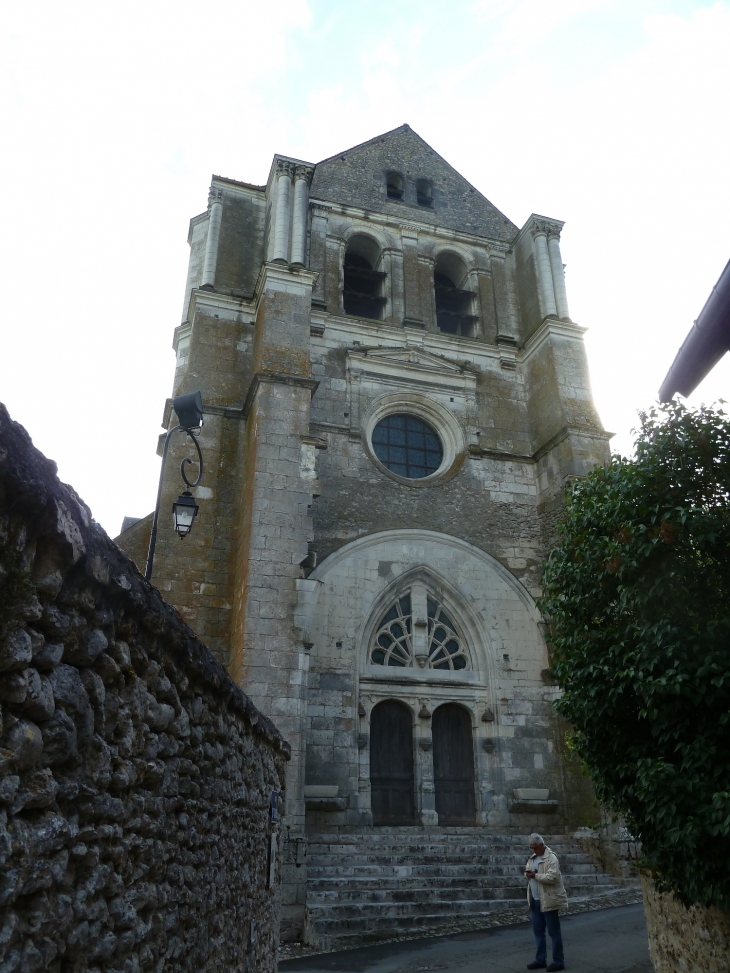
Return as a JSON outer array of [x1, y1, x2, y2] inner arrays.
[[309, 197, 513, 255], [310, 203, 331, 219], [242, 373, 320, 419], [514, 213, 565, 248], [519, 316, 587, 363], [187, 288, 256, 323], [266, 153, 316, 195], [532, 424, 614, 463], [253, 262, 318, 307]]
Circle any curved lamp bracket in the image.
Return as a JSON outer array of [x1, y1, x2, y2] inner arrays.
[[180, 430, 204, 488]]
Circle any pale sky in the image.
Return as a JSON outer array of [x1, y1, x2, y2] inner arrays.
[[2, 0, 729, 537]]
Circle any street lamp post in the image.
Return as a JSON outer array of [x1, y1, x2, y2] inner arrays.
[[145, 391, 205, 582]]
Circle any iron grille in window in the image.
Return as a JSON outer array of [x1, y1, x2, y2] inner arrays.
[[369, 591, 469, 670], [371, 414, 442, 479]]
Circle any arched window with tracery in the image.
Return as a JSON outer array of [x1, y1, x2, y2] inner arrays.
[[343, 234, 387, 320], [369, 582, 470, 670]]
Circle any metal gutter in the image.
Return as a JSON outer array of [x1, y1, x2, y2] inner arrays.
[[659, 258, 730, 400]]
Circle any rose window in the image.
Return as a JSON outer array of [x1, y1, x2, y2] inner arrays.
[[369, 588, 469, 670]]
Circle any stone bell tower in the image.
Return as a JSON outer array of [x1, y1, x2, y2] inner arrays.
[[117, 125, 612, 942]]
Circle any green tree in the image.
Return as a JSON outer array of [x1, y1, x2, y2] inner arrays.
[[540, 401, 730, 908]]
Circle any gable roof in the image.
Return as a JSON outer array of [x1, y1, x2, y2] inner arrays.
[[310, 125, 517, 244]]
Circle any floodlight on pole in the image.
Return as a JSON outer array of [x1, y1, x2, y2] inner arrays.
[[145, 392, 205, 582]]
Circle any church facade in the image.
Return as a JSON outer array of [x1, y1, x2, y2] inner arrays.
[[117, 125, 611, 942]]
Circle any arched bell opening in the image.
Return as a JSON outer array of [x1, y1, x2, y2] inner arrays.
[[343, 234, 387, 320], [434, 252, 477, 337], [432, 702, 476, 825], [369, 699, 415, 825]]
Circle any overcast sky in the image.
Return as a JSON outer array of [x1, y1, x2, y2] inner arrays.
[[2, 0, 729, 537]]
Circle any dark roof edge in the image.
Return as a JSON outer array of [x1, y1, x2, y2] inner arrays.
[[659, 258, 730, 401]]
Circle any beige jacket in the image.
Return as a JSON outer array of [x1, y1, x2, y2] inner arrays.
[[525, 846, 569, 912]]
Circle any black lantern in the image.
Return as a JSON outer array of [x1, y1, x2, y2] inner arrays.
[[144, 391, 205, 580], [173, 391, 204, 430], [172, 490, 199, 538]]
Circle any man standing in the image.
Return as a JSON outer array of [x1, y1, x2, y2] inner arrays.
[[524, 832, 568, 971]]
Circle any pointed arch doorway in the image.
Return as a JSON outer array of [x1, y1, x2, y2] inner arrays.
[[370, 700, 415, 825], [433, 703, 476, 825]]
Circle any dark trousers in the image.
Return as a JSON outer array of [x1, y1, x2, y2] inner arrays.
[[530, 898, 564, 967]]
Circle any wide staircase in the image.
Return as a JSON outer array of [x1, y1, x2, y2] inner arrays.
[[305, 829, 639, 951]]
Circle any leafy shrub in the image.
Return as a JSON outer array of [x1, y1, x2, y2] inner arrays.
[[540, 402, 730, 908]]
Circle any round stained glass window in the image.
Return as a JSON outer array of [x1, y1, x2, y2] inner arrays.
[[371, 414, 443, 479]]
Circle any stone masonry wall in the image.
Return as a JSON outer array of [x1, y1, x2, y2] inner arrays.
[[0, 403, 290, 973], [641, 873, 730, 972]]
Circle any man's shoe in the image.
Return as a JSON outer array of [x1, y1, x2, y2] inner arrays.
[[526, 965, 547, 970], [546, 965, 565, 972]]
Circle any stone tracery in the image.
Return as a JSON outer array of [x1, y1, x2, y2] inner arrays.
[[369, 588, 470, 670]]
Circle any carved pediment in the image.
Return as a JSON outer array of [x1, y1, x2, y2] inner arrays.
[[348, 346, 475, 376]]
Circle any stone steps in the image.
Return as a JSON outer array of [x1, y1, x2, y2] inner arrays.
[[304, 831, 635, 950], [307, 875, 616, 905], [307, 862, 604, 878]]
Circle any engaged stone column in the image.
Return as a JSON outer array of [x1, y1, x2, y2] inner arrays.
[[290, 166, 312, 267], [548, 232, 570, 320], [532, 223, 557, 318], [273, 160, 293, 263], [201, 187, 223, 289]]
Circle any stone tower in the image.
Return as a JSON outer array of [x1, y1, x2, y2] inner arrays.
[[117, 125, 611, 942]]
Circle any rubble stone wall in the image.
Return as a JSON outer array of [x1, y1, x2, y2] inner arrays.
[[0, 403, 290, 973], [641, 873, 730, 973]]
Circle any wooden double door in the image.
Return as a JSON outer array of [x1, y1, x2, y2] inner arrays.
[[370, 700, 476, 826]]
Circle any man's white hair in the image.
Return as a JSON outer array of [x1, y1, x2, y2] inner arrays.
[[529, 833, 544, 844]]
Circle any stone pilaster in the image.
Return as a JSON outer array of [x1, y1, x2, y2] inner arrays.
[[475, 268, 498, 344], [229, 262, 318, 942], [325, 236, 344, 312], [400, 225, 423, 328], [489, 251, 518, 339], [309, 203, 330, 307]]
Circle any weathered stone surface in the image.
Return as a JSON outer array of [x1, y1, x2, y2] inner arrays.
[[0, 402, 290, 973], [0, 630, 32, 672], [641, 872, 730, 972]]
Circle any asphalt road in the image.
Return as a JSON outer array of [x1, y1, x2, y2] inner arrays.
[[280, 904, 652, 973]]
